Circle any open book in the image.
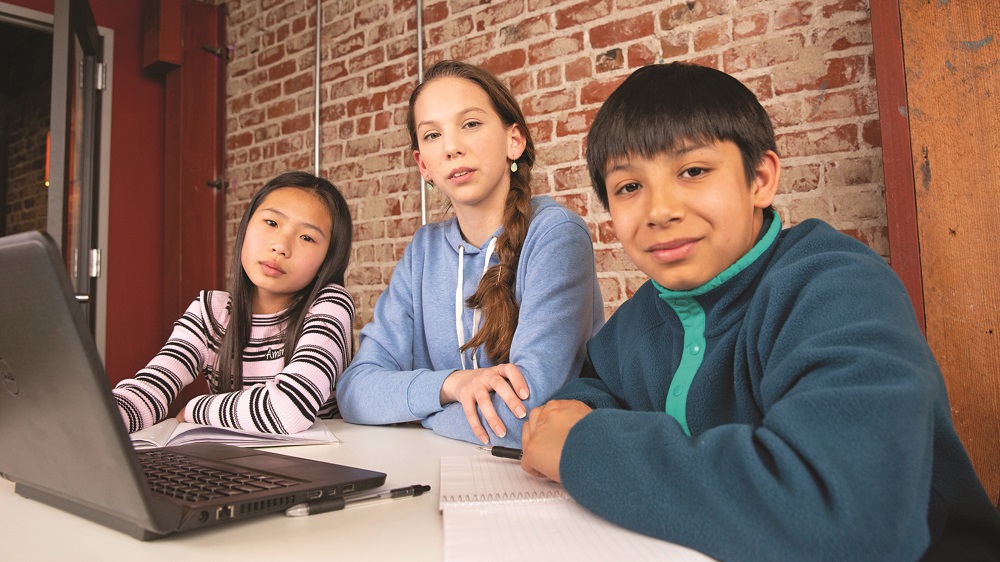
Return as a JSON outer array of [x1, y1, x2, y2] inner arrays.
[[439, 455, 714, 562], [130, 419, 339, 450]]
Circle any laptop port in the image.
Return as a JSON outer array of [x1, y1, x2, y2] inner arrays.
[[306, 490, 323, 500], [217, 505, 234, 520], [342, 484, 355, 494]]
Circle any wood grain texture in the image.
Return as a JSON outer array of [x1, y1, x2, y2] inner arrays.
[[900, 0, 1000, 503]]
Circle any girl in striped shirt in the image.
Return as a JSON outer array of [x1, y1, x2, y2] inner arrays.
[[114, 171, 354, 434]]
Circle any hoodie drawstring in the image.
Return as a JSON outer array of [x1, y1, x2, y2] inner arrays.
[[455, 237, 498, 370]]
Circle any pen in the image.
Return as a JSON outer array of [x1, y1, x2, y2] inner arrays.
[[284, 484, 431, 517], [477, 445, 523, 460]]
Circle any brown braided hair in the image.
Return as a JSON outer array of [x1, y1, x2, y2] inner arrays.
[[406, 60, 536, 364]]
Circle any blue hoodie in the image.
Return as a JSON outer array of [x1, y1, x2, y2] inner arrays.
[[338, 196, 604, 446]]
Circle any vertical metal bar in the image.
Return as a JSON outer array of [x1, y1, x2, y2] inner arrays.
[[417, 0, 426, 225], [48, 0, 70, 249], [314, 0, 322, 175]]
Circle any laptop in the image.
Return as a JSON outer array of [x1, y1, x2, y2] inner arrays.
[[0, 231, 386, 540]]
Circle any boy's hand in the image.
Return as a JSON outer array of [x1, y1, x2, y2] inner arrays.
[[520, 400, 592, 483], [440, 364, 529, 444]]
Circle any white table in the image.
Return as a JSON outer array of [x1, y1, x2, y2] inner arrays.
[[0, 420, 713, 561], [0, 421, 475, 561]]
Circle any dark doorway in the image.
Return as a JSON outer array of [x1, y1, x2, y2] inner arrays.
[[0, 21, 52, 237]]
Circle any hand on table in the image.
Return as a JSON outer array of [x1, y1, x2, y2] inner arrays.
[[440, 363, 529, 444], [520, 399, 592, 483]]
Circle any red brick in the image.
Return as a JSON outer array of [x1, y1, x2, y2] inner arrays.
[[257, 44, 285, 66], [862, 119, 882, 149], [733, 12, 769, 40], [500, 16, 551, 47], [660, 32, 691, 59], [776, 124, 858, 158], [349, 47, 386, 74], [480, 49, 528, 77], [566, 57, 592, 82], [598, 276, 623, 302], [595, 48, 625, 73], [281, 113, 312, 135], [538, 66, 562, 89], [449, 34, 494, 61], [478, 0, 523, 27], [367, 63, 408, 88], [778, 162, 821, 194], [529, 34, 584, 65], [355, 3, 389, 27], [660, 0, 727, 31], [806, 88, 877, 123], [254, 83, 283, 104], [590, 13, 654, 50], [283, 71, 313, 95], [266, 99, 296, 120], [581, 76, 627, 105], [553, 164, 591, 192], [555, 0, 612, 29], [522, 90, 576, 117], [426, 16, 474, 46], [694, 21, 730, 51], [420, 1, 450, 25], [723, 34, 805, 73], [775, 1, 812, 30], [333, 33, 365, 59], [628, 42, 658, 67], [773, 54, 866, 95], [529, 119, 554, 143]]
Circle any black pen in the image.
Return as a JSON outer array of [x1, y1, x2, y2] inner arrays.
[[284, 484, 431, 517], [477, 445, 523, 460]]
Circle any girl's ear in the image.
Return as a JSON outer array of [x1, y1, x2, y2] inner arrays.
[[506, 124, 526, 162], [751, 150, 780, 209], [413, 150, 430, 181]]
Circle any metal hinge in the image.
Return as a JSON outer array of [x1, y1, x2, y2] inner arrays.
[[96, 62, 106, 91], [89, 248, 102, 278]]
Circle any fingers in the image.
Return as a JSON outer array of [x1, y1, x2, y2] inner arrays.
[[460, 395, 490, 444], [449, 363, 533, 443]]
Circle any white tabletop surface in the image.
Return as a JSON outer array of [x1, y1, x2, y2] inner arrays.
[[0, 421, 476, 561], [0, 420, 713, 561]]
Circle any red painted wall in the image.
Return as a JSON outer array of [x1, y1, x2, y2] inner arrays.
[[7, 0, 166, 384]]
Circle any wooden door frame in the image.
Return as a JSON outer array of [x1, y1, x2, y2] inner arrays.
[[870, 1, 925, 330]]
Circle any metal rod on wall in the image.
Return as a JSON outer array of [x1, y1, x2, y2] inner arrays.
[[417, 0, 426, 225], [314, 0, 322, 175]]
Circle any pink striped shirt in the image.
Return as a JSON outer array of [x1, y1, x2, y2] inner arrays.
[[114, 284, 353, 434]]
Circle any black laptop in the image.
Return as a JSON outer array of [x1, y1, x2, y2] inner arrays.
[[0, 231, 386, 540]]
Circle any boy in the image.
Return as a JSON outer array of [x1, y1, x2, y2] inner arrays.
[[520, 63, 1000, 560]]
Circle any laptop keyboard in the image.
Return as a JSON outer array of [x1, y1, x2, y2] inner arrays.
[[138, 450, 298, 503]]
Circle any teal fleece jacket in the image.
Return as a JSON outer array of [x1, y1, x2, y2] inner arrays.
[[555, 213, 1000, 561]]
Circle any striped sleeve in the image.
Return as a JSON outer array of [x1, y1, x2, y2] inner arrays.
[[185, 284, 354, 434], [112, 292, 219, 433]]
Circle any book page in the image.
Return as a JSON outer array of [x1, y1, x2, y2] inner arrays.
[[129, 418, 180, 449], [439, 455, 567, 509], [130, 419, 339, 450]]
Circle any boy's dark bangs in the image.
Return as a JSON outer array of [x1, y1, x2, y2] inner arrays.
[[587, 64, 775, 203]]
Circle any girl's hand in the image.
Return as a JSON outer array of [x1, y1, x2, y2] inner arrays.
[[440, 364, 529, 443], [175, 409, 187, 423], [520, 400, 592, 482]]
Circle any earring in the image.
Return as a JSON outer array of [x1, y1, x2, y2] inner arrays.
[[423, 177, 434, 190], [510, 161, 518, 173]]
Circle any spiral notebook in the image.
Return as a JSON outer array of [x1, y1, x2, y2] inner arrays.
[[438, 455, 714, 562]]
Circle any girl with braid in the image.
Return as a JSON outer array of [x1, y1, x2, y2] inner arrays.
[[338, 60, 603, 446]]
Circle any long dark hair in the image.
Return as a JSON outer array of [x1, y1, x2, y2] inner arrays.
[[406, 60, 536, 364], [215, 171, 353, 392]]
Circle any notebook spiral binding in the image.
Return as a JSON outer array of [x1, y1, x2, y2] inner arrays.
[[441, 490, 569, 505]]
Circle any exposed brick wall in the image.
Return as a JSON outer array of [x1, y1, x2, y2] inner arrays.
[[1, 76, 50, 236], [223, 0, 886, 327]]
